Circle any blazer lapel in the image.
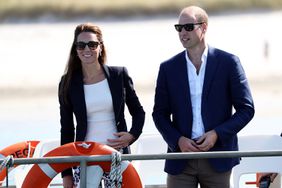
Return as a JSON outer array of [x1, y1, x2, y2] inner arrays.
[[176, 51, 192, 108], [202, 47, 219, 102], [102, 65, 123, 120], [175, 51, 193, 133], [72, 72, 87, 124]]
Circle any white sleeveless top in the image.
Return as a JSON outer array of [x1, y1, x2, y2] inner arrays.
[[83, 79, 118, 144]]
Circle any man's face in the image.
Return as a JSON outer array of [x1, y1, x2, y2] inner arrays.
[[177, 12, 205, 50]]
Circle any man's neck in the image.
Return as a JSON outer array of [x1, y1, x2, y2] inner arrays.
[[186, 42, 207, 74], [186, 43, 206, 63]]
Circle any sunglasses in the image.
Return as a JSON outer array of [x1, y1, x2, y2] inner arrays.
[[174, 22, 204, 32], [76, 41, 100, 50]]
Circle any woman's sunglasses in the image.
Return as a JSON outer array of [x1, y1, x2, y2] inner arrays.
[[174, 22, 204, 32], [76, 41, 100, 50]]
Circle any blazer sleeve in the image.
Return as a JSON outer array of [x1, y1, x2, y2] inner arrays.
[[58, 77, 75, 146], [58, 76, 75, 177], [214, 55, 255, 143], [152, 63, 182, 152], [122, 67, 145, 141]]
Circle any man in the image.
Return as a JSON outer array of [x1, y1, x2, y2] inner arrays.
[[152, 6, 255, 188]]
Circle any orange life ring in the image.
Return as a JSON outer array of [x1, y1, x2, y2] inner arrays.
[[22, 141, 143, 188], [0, 140, 39, 185]]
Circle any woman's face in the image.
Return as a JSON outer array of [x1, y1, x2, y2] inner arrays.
[[76, 32, 101, 65]]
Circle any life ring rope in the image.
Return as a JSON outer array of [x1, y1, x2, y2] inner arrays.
[[109, 152, 122, 187], [0, 155, 14, 172]]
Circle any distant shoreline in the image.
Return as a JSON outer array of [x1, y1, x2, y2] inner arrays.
[[1, 0, 282, 24], [1, 8, 279, 24]]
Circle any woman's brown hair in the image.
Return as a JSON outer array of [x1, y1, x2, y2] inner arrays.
[[60, 23, 107, 103]]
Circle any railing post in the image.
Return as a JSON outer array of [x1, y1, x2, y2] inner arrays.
[[79, 159, 87, 188]]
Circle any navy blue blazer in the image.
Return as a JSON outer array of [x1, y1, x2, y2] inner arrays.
[[152, 46, 255, 174], [59, 65, 145, 176]]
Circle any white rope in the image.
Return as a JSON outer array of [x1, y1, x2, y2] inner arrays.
[[109, 152, 122, 188], [77, 142, 91, 149], [0, 155, 14, 187], [0, 155, 14, 172], [27, 141, 32, 158]]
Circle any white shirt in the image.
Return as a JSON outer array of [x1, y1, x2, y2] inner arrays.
[[83, 79, 118, 144], [185, 47, 208, 139]]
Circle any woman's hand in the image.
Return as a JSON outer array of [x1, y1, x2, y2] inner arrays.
[[62, 175, 74, 188], [107, 132, 135, 150]]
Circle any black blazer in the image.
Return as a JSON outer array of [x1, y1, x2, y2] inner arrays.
[[58, 65, 145, 177]]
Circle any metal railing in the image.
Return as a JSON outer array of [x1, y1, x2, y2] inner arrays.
[[1, 150, 282, 187]]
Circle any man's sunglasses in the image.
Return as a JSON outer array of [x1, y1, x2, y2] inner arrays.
[[76, 41, 100, 50], [174, 22, 204, 32]]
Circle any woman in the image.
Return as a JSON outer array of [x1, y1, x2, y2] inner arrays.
[[58, 23, 145, 187]]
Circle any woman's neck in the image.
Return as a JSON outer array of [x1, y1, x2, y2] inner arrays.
[[82, 63, 105, 84]]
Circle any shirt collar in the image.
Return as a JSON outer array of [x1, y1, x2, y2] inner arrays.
[[185, 45, 209, 64], [202, 45, 208, 64]]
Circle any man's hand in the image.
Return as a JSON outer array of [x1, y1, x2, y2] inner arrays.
[[178, 136, 201, 152], [195, 130, 218, 151]]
